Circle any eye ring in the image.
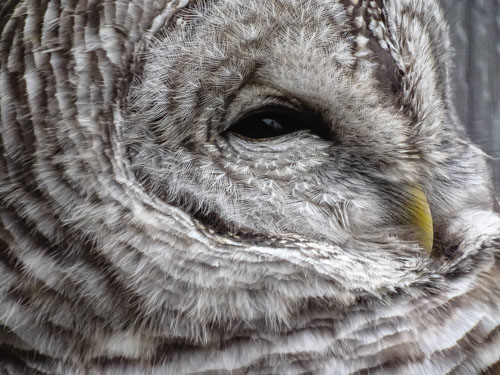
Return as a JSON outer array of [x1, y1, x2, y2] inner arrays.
[[227, 106, 327, 140]]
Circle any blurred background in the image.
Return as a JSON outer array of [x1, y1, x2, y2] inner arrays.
[[441, 0, 499, 196]]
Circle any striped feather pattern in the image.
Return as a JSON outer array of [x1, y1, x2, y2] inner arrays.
[[0, 0, 499, 374]]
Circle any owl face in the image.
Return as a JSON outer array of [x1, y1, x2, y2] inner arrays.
[[123, 0, 440, 252], [1, 0, 499, 372]]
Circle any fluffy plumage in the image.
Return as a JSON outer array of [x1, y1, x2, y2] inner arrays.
[[0, 0, 499, 374]]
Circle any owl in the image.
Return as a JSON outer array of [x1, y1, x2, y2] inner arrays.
[[0, 0, 499, 374]]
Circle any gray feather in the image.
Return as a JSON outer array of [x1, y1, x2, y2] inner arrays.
[[0, 0, 499, 374]]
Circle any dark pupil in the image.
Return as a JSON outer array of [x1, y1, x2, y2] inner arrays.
[[261, 118, 284, 132], [229, 109, 306, 139]]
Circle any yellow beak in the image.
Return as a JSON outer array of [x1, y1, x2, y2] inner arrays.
[[405, 186, 434, 254]]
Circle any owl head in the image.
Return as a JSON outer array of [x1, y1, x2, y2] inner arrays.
[[116, 0, 499, 369], [123, 0, 497, 255], [0, 0, 498, 373]]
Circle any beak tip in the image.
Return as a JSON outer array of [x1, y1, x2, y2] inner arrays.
[[405, 186, 434, 255]]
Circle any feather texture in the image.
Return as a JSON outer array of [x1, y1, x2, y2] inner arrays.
[[0, 0, 499, 374]]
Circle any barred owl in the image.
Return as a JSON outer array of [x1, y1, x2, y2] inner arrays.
[[0, 0, 499, 374]]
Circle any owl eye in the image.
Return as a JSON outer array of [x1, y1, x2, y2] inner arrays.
[[228, 107, 311, 140]]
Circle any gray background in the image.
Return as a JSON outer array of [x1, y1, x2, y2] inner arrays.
[[441, 0, 500, 195]]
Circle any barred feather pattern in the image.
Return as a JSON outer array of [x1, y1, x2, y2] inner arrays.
[[0, 0, 499, 374]]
